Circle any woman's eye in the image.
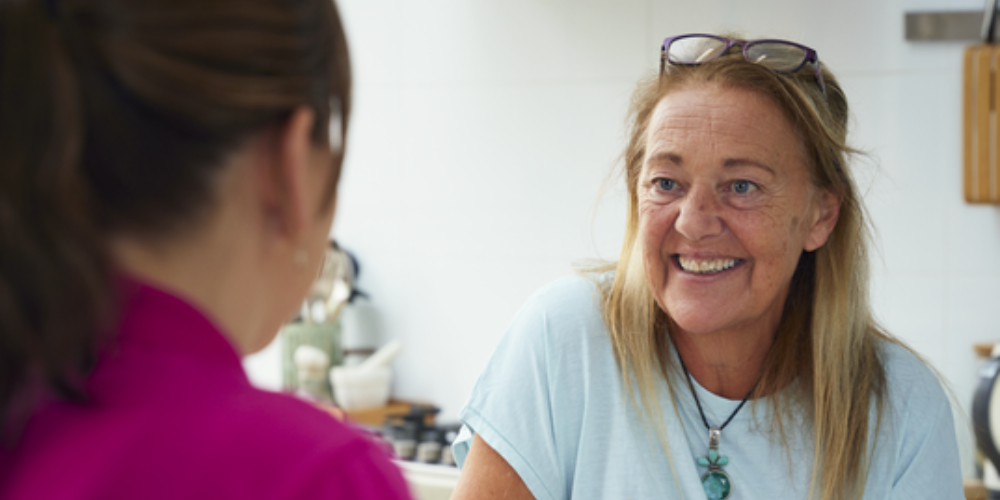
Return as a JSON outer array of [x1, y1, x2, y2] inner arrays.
[[656, 178, 676, 191], [732, 180, 757, 194]]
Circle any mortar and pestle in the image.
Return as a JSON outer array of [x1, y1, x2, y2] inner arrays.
[[330, 340, 401, 411]]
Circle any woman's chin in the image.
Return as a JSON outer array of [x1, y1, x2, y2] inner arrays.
[[662, 295, 739, 337], [667, 316, 734, 337]]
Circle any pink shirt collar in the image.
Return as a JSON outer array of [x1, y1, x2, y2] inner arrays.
[[108, 276, 248, 383]]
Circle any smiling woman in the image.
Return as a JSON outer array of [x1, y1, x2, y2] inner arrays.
[[450, 34, 964, 500]]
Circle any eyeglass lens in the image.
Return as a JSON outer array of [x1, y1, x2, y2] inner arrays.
[[745, 42, 809, 72], [667, 37, 728, 64]]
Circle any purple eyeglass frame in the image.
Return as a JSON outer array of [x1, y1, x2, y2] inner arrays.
[[660, 34, 827, 101]]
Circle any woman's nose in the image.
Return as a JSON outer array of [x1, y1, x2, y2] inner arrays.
[[674, 186, 723, 241]]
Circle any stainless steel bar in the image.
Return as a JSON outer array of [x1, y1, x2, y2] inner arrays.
[[905, 11, 995, 41]]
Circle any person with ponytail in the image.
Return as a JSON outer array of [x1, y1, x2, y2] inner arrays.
[[451, 34, 964, 500], [0, 0, 411, 498]]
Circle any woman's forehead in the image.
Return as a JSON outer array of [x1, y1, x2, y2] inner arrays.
[[643, 85, 807, 172]]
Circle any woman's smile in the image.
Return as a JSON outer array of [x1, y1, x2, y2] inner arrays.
[[673, 255, 743, 275]]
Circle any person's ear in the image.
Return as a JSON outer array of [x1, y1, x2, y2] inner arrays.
[[804, 188, 841, 252], [259, 107, 315, 240]]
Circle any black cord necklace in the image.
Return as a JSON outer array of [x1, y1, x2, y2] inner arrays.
[[677, 353, 758, 500]]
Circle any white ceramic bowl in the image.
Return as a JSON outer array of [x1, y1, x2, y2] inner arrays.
[[330, 366, 392, 411]]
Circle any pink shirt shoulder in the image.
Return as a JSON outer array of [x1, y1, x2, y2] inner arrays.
[[0, 279, 412, 500]]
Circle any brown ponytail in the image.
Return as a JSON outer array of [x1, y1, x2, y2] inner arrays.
[[0, 0, 351, 445]]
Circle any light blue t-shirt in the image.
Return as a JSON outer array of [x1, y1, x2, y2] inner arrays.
[[454, 275, 964, 499]]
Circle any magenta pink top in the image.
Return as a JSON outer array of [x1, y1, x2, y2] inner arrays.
[[0, 279, 413, 500]]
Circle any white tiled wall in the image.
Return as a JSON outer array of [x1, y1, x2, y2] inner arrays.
[[248, 0, 1000, 476], [330, 0, 642, 426]]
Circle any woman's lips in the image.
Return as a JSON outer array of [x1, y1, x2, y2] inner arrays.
[[673, 255, 744, 275]]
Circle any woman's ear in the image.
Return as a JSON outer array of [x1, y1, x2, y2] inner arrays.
[[258, 107, 316, 240], [804, 189, 841, 252]]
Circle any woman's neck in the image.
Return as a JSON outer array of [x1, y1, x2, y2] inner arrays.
[[671, 323, 774, 400], [110, 229, 258, 355], [108, 180, 279, 358]]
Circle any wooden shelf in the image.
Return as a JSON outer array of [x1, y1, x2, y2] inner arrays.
[[975, 342, 996, 359], [965, 478, 986, 500], [345, 400, 436, 427]]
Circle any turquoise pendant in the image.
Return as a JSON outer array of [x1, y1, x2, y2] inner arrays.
[[700, 470, 732, 500], [696, 428, 732, 500]]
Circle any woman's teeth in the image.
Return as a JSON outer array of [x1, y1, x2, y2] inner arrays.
[[678, 257, 739, 274]]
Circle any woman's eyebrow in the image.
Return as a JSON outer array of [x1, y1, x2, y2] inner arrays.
[[646, 151, 683, 166], [645, 153, 776, 177], [722, 158, 776, 176]]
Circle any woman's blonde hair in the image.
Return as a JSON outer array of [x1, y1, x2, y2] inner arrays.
[[600, 42, 889, 500]]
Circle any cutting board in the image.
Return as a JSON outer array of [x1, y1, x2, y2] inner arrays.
[[964, 44, 1000, 203]]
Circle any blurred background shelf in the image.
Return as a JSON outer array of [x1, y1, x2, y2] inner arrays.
[[345, 400, 436, 427]]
